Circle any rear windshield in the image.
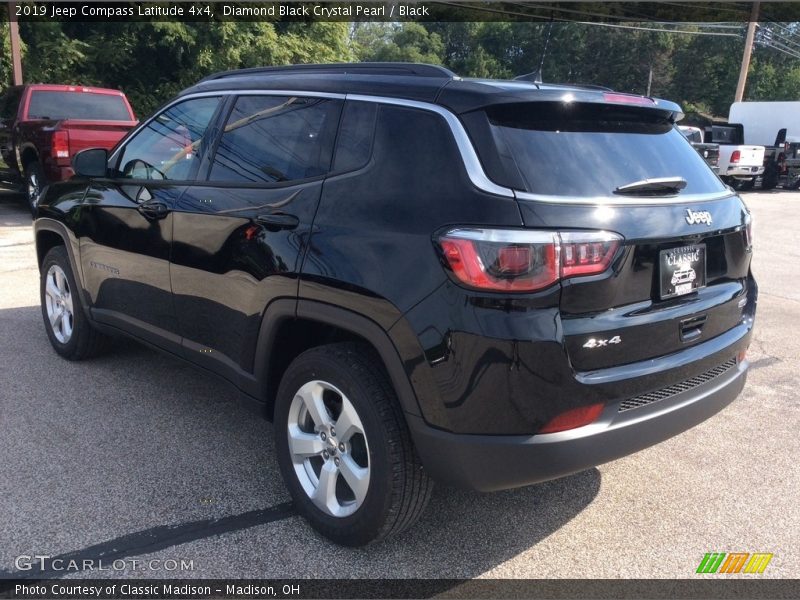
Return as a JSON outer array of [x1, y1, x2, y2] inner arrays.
[[27, 90, 132, 121], [680, 127, 703, 144], [485, 103, 726, 197]]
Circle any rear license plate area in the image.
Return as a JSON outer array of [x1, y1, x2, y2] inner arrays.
[[659, 244, 706, 299]]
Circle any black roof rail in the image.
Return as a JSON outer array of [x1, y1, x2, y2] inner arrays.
[[200, 62, 457, 83]]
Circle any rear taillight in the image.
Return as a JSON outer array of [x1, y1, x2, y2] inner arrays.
[[539, 402, 605, 433], [731, 150, 741, 164], [437, 229, 622, 293], [560, 232, 622, 278], [439, 230, 559, 292], [52, 131, 70, 159], [744, 213, 753, 250]]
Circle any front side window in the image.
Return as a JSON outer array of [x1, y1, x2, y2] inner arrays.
[[209, 95, 342, 184], [116, 96, 221, 181]]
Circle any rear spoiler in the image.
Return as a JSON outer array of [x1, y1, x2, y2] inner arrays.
[[437, 81, 684, 122]]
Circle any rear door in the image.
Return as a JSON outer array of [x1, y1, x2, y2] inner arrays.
[[77, 95, 223, 349], [475, 100, 752, 371], [170, 93, 343, 386]]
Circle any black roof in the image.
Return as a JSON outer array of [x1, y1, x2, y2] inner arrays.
[[181, 62, 683, 118]]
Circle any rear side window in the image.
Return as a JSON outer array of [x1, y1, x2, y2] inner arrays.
[[209, 95, 342, 184], [710, 125, 743, 145], [483, 103, 726, 197], [332, 101, 377, 173], [27, 90, 132, 121]]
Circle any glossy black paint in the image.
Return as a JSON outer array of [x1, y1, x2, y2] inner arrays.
[[75, 181, 183, 339], [34, 69, 757, 491], [172, 181, 319, 376], [299, 103, 522, 327]]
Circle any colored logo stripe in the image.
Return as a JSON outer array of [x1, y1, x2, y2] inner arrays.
[[697, 553, 726, 573], [744, 553, 773, 574], [696, 552, 773, 574], [719, 553, 749, 573]]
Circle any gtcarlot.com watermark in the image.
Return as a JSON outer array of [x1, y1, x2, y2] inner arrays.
[[15, 554, 195, 573]]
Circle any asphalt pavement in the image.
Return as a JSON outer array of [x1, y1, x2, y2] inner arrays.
[[0, 189, 797, 580]]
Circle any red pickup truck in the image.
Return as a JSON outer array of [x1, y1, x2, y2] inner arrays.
[[0, 84, 137, 213]]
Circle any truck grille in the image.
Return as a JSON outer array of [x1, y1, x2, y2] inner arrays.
[[618, 358, 737, 413]]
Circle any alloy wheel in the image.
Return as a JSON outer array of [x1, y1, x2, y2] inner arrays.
[[287, 380, 370, 518], [44, 264, 74, 344]]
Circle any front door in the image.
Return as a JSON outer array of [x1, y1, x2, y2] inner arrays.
[[77, 95, 223, 348]]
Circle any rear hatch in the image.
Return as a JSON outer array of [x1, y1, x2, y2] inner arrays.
[[60, 120, 136, 155], [469, 99, 753, 372], [731, 145, 765, 168], [25, 87, 137, 157]]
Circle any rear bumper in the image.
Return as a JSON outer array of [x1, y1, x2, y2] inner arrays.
[[725, 166, 764, 177], [409, 353, 748, 492]]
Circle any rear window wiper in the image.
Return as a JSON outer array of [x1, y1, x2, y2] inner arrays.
[[614, 177, 687, 196]]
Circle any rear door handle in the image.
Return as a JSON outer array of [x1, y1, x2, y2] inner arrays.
[[137, 200, 169, 220], [256, 213, 300, 231]]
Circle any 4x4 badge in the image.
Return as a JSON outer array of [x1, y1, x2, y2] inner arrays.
[[583, 335, 622, 349], [686, 209, 713, 226]]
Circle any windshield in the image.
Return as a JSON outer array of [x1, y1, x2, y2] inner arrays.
[[28, 90, 132, 121], [485, 103, 726, 197]]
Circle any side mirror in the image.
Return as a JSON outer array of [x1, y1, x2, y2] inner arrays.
[[73, 148, 109, 178]]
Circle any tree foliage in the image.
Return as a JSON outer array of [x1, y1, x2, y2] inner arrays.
[[3, 19, 800, 118]]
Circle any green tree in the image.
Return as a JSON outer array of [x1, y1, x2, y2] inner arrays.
[[361, 23, 443, 64], [14, 21, 354, 116]]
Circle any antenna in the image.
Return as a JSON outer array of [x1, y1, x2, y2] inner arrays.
[[513, 71, 543, 84]]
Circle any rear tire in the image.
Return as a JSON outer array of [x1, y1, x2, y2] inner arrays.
[[40, 246, 109, 360], [274, 342, 433, 546], [25, 161, 45, 216], [762, 166, 778, 190]]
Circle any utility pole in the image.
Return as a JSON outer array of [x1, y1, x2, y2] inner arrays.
[[7, 2, 23, 84], [735, 1, 760, 103], [646, 66, 653, 97]]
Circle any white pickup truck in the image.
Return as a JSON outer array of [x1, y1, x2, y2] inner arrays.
[[706, 123, 765, 189]]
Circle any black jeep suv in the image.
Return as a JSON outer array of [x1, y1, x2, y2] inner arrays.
[[34, 63, 756, 546]]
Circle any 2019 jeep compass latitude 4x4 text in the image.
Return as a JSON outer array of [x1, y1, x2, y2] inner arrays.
[[33, 63, 756, 546]]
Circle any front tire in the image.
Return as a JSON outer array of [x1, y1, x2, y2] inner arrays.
[[40, 246, 109, 360], [274, 343, 433, 546], [25, 161, 45, 216]]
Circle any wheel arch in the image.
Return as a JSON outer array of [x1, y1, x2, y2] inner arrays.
[[19, 144, 40, 169], [34, 218, 91, 319], [254, 299, 421, 422]]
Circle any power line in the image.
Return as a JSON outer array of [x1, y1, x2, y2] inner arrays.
[[572, 20, 741, 37], [434, 2, 745, 37], [759, 21, 800, 52]]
